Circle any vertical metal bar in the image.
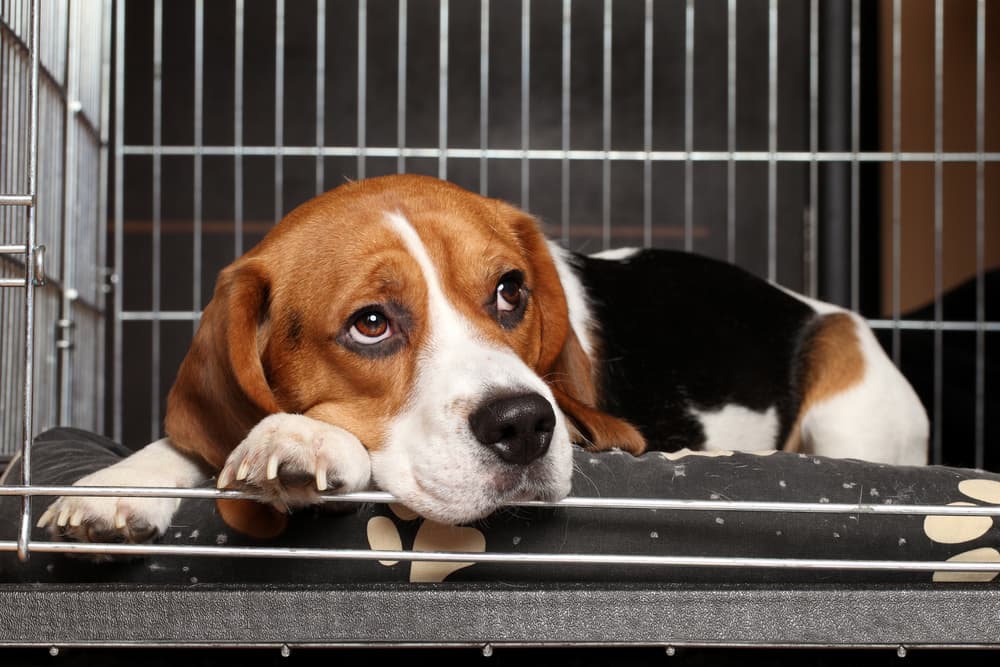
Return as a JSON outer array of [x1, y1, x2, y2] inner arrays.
[[726, 0, 736, 264], [767, 0, 777, 282], [974, 0, 985, 469], [820, 0, 850, 306], [520, 0, 529, 209], [601, 0, 611, 250], [96, 0, 113, 435], [1, 24, 14, 454], [480, 0, 489, 196], [559, 0, 569, 244], [150, 0, 162, 442], [932, 0, 943, 465], [234, 0, 244, 257], [2, 20, 10, 447], [274, 0, 284, 223], [807, 0, 818, 298], [396, 0, 406, 175], [316, 0, 326, 193], [850, 0, 860, 311], [17, 0, 40, 562], [357, 0, 367, 179], [438, 0, 448, 180], [112, 0, 124, 442], [642, 0, 652, 249], [683, 0, 693, 253], [59, 0, 79, 426], [891, 0, 901, 365], [193, 0, 204, 329]]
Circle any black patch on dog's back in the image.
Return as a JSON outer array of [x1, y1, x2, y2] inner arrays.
[[574, 249, 816, 452]]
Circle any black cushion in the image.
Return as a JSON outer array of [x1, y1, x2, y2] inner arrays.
[[1, 427, 998, 585]]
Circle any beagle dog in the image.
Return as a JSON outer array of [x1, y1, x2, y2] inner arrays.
[[38, 174, 928, 542]]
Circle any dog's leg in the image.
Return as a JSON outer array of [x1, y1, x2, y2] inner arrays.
[[216, 413, 372, 512], [37, 439, 209, 543], [800, 314, 930, 466]]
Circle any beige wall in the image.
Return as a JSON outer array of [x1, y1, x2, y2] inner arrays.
[[879, 0, 999, 316]]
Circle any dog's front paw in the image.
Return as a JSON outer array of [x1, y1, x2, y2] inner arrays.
[[217, 413, 372, 511], [37, 466, 179, 544]]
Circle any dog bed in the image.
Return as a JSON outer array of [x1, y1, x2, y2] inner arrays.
[[0, 427, 998, 586]]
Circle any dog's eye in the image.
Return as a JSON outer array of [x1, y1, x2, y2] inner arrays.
[[349, 310, 392, 344], [495, 270, 524, 312]]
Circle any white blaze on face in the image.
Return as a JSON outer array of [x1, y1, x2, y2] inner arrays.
[[371, 213, 573, 525]]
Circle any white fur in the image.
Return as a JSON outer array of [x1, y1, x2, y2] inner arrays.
[[547, 240, 596, 359], [780, 288, 929, 465], [800, 310, 929, 465], [776, 286, 845, 316], [372, 213, 573, 524], [589, 246, 640, 261], [37, 438, 207, 543], [693, 404, 780, 452]]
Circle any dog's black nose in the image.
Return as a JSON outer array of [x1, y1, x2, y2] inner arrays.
[[468, 393, 556, 465]]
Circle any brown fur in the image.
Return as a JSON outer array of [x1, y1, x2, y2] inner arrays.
[[164, 175, 647, 531], [783, 312, 867, 452]]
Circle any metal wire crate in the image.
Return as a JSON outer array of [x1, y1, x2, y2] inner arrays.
[[0, 0, 999, 654], [1, 0, 109, 460], [105, 0, 997, 471]]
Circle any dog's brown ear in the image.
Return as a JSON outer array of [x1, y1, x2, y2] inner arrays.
[[165, 259, 289, 538], [165, 258, 281, 470], [507, 208, 646, 456], [547, 329, 647, 455]]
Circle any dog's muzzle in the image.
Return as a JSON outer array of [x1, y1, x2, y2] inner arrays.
[[468, 392, 556, 465]]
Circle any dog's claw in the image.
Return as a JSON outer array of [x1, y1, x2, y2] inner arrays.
[[114, 511, 127, 530], [56, 506, 71, 527], [69, 509, 84, 527], [36, 507, 54, 528], [219, 414, 372, 512]]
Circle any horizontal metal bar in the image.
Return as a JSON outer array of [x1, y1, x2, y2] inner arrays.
[[0, 278, 27, 288], [868, 319, 1000, 333], [14, 485, 1000, 517], [0, 251, 101, 310], [0, 195, 34, 206], [119, 145, 1000, 163], [0, 540, 996, 572], [119, 310, 201, 321]]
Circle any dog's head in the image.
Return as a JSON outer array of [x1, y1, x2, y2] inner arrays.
[[166, 174, 644, 525]]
